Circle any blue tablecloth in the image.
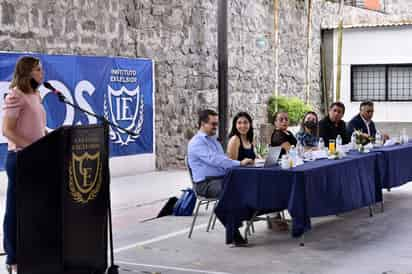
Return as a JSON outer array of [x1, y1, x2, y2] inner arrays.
[[372, 143, 412, 188], [214, 152, 382, 244]]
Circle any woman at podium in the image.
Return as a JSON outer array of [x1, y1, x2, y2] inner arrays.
[[2, 56, 46, 274]]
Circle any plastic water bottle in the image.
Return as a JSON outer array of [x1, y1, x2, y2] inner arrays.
[[296, 142, 304, 158], [375, 131, 382, 146], [351, 132, 357, 149], [318, 137, 325, 150], [400, 129, 405, 144], [289, 145, 297, 163], [402, 128, 409, 144], [336, 134, 342, 151]]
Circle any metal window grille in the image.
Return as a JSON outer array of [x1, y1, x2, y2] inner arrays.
[[351, 65, 412, 101], [388, 66, 412, 100], [351, 66, 386, 101]]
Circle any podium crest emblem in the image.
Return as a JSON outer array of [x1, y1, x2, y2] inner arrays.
[[104, 85, 144, 146], [69, 152, 102, 203]]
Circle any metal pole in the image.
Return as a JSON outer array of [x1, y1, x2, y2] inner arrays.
[[305, 0, 312, 104], [218, 0, 228, 147], [274, 0, 279, 111]]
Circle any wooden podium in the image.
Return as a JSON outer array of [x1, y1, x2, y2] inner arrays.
[[16, 125, 109, 274]]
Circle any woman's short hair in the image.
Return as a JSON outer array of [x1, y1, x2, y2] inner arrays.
[[228, 112, 254, 143], [9, 56, 41, 94]]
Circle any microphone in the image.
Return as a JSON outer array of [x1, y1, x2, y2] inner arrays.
[[43, 82, 66, 101]]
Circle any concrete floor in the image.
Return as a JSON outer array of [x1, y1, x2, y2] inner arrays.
[[112, 185, 412, 274], [2, 171, 412, 274]]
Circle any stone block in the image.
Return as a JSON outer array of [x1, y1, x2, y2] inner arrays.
[[1, 2, 15, 25]]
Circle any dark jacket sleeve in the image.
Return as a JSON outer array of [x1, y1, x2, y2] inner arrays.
[[318, 119, 329, 145], [370, 121, 377, 138], [346, 118, 357, 139], [341, 121, 350, 144]]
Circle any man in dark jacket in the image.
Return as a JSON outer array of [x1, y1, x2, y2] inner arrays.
[[319, 102, 350, 146], [347, 101, 377, 139]]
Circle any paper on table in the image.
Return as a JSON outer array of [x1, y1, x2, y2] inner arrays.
[[311, 150, 328, 160], [384, 139, 396, 146], [339, 144, 352, 153]]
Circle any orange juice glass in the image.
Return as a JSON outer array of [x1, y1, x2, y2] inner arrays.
[[329, 139, 336, 154]]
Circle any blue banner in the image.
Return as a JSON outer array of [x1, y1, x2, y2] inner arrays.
[[0, 52, 154, 170]]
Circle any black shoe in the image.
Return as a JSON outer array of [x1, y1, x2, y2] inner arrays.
[[233, 229, 248, 247]]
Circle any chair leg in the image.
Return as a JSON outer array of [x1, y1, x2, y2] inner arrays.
[[205, 201, 209, 211], [207, 200, 219, 232], [251, 221, 255, 233], [266, 215, 272, 229], [244, 221, 252, 240], [188, 200, 202, 238], [368, 205, 374, 217], [210, 201, 219, 230], [280, 210, 285, 220], [244, 211, 259, 239]]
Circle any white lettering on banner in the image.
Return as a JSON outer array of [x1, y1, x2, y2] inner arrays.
[[115, 97, 134, 121], [110, 69, 137, 76], [39, 80, 75, 131], [110, 69, 137, 83], [74, 80, 97, 124]]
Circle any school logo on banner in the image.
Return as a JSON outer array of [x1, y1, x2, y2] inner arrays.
[[104, 68, 144, 146]]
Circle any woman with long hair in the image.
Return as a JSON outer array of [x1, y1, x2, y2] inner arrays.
[[2, 56, 47, 274], [296, 111, 319, 149], [227, 112, 256, 162]]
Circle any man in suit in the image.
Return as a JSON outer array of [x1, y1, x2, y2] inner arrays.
[[347, 101, 389, 142], [347, 101, 377, 140]]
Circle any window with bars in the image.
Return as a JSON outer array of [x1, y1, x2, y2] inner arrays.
[[351, 65, 412, 101]]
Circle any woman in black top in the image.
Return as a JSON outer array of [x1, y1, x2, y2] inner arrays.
[[227, 112, 256, 162], [271, 111, 297, 157]]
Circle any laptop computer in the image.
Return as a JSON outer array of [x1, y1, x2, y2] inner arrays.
[[254, 146, 282, 167]]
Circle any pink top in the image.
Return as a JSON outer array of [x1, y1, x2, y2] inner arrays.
[[3, 88, 46, 151]]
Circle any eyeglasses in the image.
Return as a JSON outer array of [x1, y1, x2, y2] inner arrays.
[[277, 117, 288, 122], [209, 122, 218, 127]]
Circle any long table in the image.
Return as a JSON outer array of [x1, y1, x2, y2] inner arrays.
[[372, 142, 412, 189], [214, 152, 383, 244]]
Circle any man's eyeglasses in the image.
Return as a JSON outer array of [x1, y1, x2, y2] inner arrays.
[[209, 122, 218, 127]]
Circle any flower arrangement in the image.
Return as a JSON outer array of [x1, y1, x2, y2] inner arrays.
[[353, 129, 374, 146]]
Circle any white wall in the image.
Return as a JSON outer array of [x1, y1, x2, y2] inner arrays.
[[333, 25, 412, 122]]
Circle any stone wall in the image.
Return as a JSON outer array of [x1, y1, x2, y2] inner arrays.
[[0, 0, 130, 56], [125, 0, 277, 168], [2, 0, 412, 169]]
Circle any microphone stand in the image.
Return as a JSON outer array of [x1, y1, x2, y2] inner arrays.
[[56, 93, 133, 274]]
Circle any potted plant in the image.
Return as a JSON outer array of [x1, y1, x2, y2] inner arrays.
[[267, 95, 313, 133]]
